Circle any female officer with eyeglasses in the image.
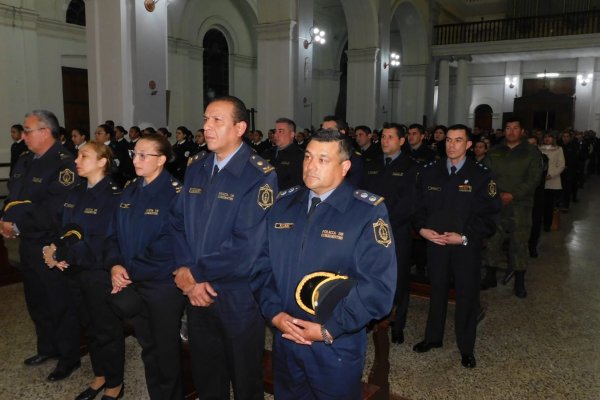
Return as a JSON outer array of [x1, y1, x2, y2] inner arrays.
[[106, 134, 185, 400]]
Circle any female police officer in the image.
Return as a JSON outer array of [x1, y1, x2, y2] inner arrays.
[[107, 134, 184, 400], [43, 141, 125, 400]]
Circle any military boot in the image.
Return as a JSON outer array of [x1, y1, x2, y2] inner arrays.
[[480, 267, 497, 290], [514, 271, 527, 298]]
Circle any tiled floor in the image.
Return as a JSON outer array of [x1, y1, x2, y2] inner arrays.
[[1, 177, 599, 399]]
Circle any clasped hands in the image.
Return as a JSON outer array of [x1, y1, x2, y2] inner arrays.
[[419, 228, 463, 246], [271, 312, 323, 345], [42, 243, 69, 271], [0, 221, 17, 239], [173, 267, 218, 307]]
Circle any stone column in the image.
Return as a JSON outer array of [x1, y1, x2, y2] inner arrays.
[[346, 47, 380, 128], [86, 0, 167, 129], [574, 57, 595, 131], [437, 58, 450, 125], [453, 56, 470, 124]]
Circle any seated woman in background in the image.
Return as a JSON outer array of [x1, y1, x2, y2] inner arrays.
[[43, 141, 125, 400], [106, 134, 184, 400]]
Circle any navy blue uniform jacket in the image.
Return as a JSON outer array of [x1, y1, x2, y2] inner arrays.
[[2, 142, 78, 240], [56, 177, 121, 277], [170, 143, 278, 288], [251, 182, 397, 340], [412, 158, 501, 243], [105, 170, 181, 283]]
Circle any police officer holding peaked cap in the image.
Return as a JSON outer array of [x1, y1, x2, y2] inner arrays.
[[251, 129, 397, 399], [1, 110, 81, 381]]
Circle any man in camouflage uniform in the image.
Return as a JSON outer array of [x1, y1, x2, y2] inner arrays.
[[481, 117, 543, 298]]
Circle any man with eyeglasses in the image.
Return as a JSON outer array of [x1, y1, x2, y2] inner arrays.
[[411, 124, 500, 369], [1, 110, 81, 381]]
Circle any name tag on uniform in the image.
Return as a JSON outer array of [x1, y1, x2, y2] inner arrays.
[[144, 208, 159, 216], [274, 222, 294, 229], [120, 203, 131, 209], [321, 229, 344, 240], [84, 208, 98, 214], [280, 161, 290, 166], [427, 186, 441, 191], [32, 177, 42, 183], [392, 172, 404, 176], [64, 202, 75, 208], [189, 187, 203, 194], [218, 192, 235, 201], [458, 184, 472, 192]]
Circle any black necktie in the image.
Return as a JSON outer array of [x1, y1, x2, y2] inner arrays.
[[307, 197, 321, 218], [211, 165, 219, 181], [450, 166, 457, 176], [385, 157, 392, 167]]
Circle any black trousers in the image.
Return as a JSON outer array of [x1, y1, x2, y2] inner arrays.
[[186, 284, 264, 400], [391, 226, 412, 333], [130, 282, 185, 400], [424, 242, 480, 355], [70, 271, 125, 387], [543, 189, 561, 230], [529, 187, 544, 250], [19, 241, 80, 367]]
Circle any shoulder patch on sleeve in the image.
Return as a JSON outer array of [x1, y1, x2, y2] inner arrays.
[[249, 154, 275, 174], [353, 190, 385, 206], [188, 151, 209, 167], [276, 185, 300, 199]]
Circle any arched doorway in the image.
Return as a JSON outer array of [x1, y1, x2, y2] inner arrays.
[[203, 29, 229, 109], [474, 104, 493, 132]]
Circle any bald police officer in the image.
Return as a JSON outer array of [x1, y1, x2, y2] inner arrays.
[[251, 129, 397, 399]]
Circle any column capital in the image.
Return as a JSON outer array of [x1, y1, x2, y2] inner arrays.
[[255, 20, 296, 41], [346, 47, 380, 63]]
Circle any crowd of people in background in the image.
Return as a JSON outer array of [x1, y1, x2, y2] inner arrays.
[[5, 105, 599, 399]]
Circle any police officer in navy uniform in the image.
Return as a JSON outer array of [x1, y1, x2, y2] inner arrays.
[[1, 110, 81, 381], [321, 116, 365, 188], [251, 129, 396, 399], [403, 123, 436, 165], [363, 122, 417, 345], [171, 126, 197, 181], [172, 96, 277, 400], [108, 134, 184, 400], [412, 124, 500, 368], [260, 117, 304, 191], [42, 141, 125, 400], [10, 124, 27, 176]]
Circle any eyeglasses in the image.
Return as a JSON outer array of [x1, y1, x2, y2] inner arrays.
[[129, 150, 162, 161], [23, 127, 46, 135]]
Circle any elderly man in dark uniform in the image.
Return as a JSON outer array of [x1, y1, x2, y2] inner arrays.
[[251, 129, 397, 399], [1, 110, 81, 381], [412, 124, 500, 368], [171, 96, 277, 400], [363, 122, 417, 345], [261, 117, 304, 190]]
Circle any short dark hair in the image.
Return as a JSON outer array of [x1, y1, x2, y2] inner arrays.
[[355, 125, 372, 134], [322, 115, 347, 132], [97, 124, 115, 140], [115, 125, 127, 136], [210, 95, 249, 126], [73, 127, 90, 140], [130, 126, 141, 135], [505, 115, 522, 128], [447, 124, 472, 139], [26, 110, 60, 139], [310, 129, 352, 161], [408, 123, 425, 135], [382, 122, 406, 139], [11, 124, 24, 132], [434, 125, 448, 134], [275, 117, 296, 133]]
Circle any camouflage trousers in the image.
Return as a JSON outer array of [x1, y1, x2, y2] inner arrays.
[[484, 204, 532, 271]]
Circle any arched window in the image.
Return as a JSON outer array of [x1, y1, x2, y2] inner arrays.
[[474, 104, 493, 132], [66, 0, 85, 26], [203, 29, 229, 108]]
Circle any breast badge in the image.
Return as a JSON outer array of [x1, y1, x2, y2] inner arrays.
[[488, 180, 497, 197], [373, 218, 392, 247], [59, 169, 75, 186], [258, 184, 274, 210]]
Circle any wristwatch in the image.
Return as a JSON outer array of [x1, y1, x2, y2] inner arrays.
[[321, 325, 333, 345], [461, 234, 468, 246]]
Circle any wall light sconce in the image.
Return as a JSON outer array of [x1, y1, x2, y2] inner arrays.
[[384, 52, 400, 69], [303, 26, 326, 49], [505, 76, 518, 89], [144, 0, 159, 12], [577, 73, 593, 86]]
